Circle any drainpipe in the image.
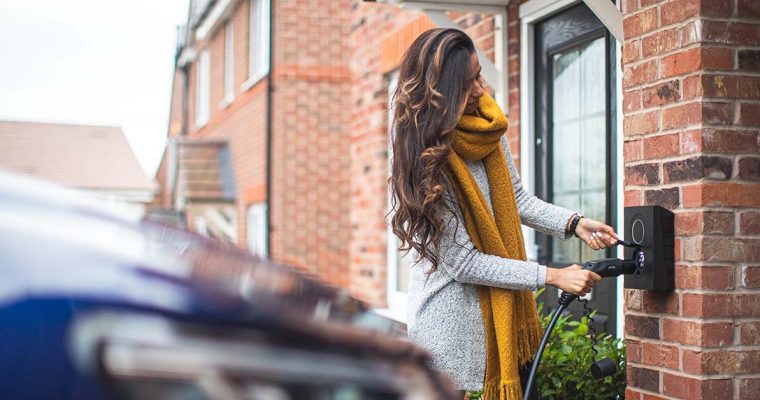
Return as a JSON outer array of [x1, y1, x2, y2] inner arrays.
[[265, 0, 274, 257], [181, 63, 190, 137]]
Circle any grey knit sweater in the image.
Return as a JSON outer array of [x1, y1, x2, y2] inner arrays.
[[406, 136, 576, 391]]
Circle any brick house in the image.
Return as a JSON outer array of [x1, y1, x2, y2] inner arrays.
[[156, 0, 759, 397], [0, 120, 156, 205]]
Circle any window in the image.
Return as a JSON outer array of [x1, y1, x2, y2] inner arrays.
[[247, 0, 270, 85], [384, 71, 412, 322], [194, 216, 209, 236], [247, 203, 268, 258], [223, 20, 234, 103], [195, 50, 210, 126]]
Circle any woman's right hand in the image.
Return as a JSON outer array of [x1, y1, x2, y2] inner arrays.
[[545, 265, 601, 296]]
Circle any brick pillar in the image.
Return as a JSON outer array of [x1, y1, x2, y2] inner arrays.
[[269, 0, 353, 288], [621, 0, 760, 399]]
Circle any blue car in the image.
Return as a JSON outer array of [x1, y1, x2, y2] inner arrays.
[[0, 172, 457, 400]]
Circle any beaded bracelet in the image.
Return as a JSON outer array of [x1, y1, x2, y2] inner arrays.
[[567, 213, 583, 237]]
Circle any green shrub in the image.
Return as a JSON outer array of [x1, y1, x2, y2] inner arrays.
[[464, 290, 626, 400], [534, 288, 626, 399]]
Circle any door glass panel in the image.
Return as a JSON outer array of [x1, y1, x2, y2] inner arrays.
[[550, 37, 606, 264]]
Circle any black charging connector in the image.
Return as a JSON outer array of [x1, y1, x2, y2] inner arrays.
[[616, 239, 637, 248], [523, 241, 642, 400]]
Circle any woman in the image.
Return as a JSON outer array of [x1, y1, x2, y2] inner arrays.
[[389, 28, 618, 399]]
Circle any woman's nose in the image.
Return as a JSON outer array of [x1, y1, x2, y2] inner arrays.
[[472, 84, 484, 99]]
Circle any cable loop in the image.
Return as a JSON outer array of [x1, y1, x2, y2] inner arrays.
[[579, 298, 599, 360]]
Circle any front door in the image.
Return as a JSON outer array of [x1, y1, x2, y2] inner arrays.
[[534, 3, 618, 334]]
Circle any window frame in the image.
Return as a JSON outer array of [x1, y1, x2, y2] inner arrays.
[[247, 203, 268, 258], [194, 216, 209, 236], [382, 71, 409, 323], [223, 20, 235, 105], [534, 27, 615, 267], [195, 50, 211, 127], [244, 0, 270, 90], [520, 0, 626, 338]]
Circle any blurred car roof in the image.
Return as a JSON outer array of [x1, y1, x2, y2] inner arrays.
[[0, 171, 457, 399]]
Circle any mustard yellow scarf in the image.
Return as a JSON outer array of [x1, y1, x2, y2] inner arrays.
[[446, 93, 542, 400]]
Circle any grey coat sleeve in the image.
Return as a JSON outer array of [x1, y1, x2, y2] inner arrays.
[[438, 193, 547, 290], [501, 137, 576, 240]]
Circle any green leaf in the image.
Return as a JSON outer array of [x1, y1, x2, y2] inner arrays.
[[533, 303, 627, 399]]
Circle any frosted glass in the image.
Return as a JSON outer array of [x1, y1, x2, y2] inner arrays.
[[550, 37, 607, 264]]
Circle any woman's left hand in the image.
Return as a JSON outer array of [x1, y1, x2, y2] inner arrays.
[[575, 218, 618, 250]]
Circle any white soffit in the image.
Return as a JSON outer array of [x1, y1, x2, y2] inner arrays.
[[378, 0, 511, 5], [583, 0, 624, 43], [396, 1, 511, 14], [411, 0, 511, 4], [178, 47, 197, 67], [519, 0, 623, 43], [195, 0, 236, 41]]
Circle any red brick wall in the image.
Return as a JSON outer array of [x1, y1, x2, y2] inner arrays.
[[168, 69, 185, 138], [621, 0, 760, 398], [152, 152, 170, 209], [505, 1, 525, 168], [348, 2, 499, 306], [152, 68, 187, 209], [268, 0, 354, 288]]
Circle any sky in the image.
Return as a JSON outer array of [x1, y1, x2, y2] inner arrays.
[[0, 0, 189, 176]]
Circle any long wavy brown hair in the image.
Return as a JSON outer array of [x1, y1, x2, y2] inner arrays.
[[389, 28, 476, 271]]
